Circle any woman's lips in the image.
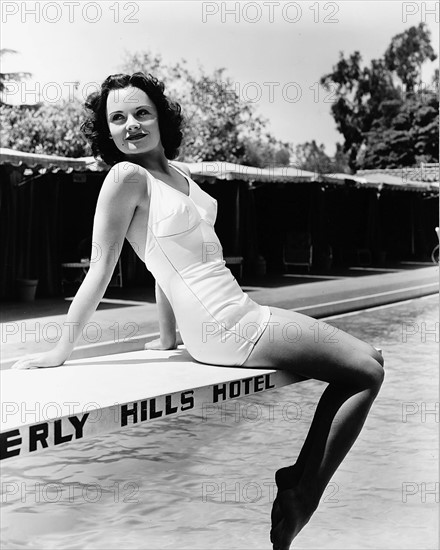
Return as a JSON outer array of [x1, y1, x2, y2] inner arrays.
[[126, 133, 147, 141]]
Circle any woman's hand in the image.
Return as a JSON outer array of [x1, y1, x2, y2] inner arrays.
[[144, 333, 183, 351], [11, 349, 69, 370]]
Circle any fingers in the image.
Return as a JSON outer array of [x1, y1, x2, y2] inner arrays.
[[144, 341, 165, 350], [144, 338, 177, 350], [144, 343, 173, 350], [144, 339, 161, 350], [10, 352, 64, 370], [144, 338, 156, 349], [11, 356, 40, 370]]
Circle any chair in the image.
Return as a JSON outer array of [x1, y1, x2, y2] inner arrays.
[[282, 232, 313, 272]]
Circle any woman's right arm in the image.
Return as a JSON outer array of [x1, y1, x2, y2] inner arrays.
[[11, 162, 146, 369], [144, 281, 183, 350]]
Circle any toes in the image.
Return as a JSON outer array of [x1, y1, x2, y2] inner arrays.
[[270, 517, 284, 547], [270, 497, 285, 546], [273, 490, 301, 549]]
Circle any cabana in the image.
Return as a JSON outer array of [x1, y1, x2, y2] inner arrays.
[[0, 148, 438, 300]]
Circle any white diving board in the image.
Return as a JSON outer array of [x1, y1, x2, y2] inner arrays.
[[0, 347, 302, 461]]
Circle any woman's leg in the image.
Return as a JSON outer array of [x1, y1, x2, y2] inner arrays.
[[241, 307, 385, 549]]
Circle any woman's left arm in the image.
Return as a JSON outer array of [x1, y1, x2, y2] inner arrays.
[[156, 281, 177, 346]]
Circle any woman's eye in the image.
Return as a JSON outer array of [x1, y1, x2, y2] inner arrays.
[[110, 109, 149, 122]]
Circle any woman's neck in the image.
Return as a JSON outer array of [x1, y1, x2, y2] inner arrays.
[[124, 149, 171, 174]]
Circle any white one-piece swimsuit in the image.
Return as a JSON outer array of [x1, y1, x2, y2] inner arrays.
[[143, 162, 272, 367]]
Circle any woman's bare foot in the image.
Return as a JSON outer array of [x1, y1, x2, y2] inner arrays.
[[271, 465, 318, 550], [271, 487, 317, 549], [270, 465, 300, 547]]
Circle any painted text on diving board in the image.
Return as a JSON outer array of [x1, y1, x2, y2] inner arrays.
[[1, 373, 276, 460]]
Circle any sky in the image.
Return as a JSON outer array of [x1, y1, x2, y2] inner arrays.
[[2, 0, 439, 156]]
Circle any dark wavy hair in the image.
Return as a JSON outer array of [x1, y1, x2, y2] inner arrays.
[[80, 72, 184, 165]]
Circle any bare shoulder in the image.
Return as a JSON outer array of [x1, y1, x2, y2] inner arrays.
[[107, 161, 149, 184], [102, 161, 150, 198], [170, 160, 191, 177]]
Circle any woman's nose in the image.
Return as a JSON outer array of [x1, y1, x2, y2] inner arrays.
[[126, 115, 140, 130]]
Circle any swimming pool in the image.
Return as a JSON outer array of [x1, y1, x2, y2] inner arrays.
[[1, 295, 438, 549]]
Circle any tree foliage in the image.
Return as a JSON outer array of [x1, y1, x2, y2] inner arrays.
[[0, 49, 32, 96], [0, 47, 89, 157], [293, 140, 350, 174], [320, 23, 439, 170], [384, 24, 437, 92], [361, 91, 439, 168], [0, 98, 88, 157]]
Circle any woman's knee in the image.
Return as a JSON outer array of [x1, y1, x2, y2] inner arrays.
[[362, 354, 385, 391], [371, 346, 385, 368]]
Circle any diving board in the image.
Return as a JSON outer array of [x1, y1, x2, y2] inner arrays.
[[0, 347, 302, 461]]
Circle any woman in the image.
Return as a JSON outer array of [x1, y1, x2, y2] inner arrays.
[[12, 72, 384, 550]]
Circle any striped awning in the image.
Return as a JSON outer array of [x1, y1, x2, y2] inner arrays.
[[320, 171, 438, 192], [185, 161, 317, 183], [0, 148, 105, 172], [0, 148, 438, 192]]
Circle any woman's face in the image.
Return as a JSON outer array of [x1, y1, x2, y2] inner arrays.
[[106, 86, 163, 156]]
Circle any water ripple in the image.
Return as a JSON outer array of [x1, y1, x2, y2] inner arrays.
[[2, 296, 438, 549]]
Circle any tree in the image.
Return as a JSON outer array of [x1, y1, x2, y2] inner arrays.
[[0, 98, 88, 157], [241, 137, 291, 167], [362, 88, 439, 168], [384, 23, 437, 92], [320, 23, 438, 170], [0, 49, 32, 102], [293, 140, 350, 174], [120, 51, 291, 166]]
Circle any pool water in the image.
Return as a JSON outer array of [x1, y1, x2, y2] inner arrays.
[[1, 295, 438, 549]]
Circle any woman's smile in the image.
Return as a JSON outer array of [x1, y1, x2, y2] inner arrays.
[[126, 132, 148, 142]]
